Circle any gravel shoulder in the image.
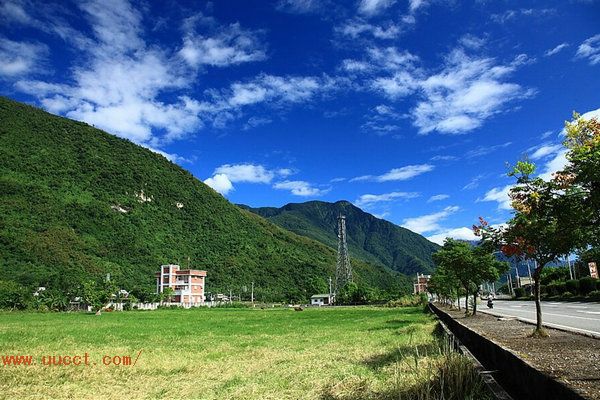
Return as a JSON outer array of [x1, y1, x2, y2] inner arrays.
[[437, 303, 600, 399]]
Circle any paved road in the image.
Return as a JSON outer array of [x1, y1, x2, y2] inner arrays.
[[480, 300, 600, 335]]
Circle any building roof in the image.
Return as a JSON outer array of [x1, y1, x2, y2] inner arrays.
[[311, 294, 332, 299]]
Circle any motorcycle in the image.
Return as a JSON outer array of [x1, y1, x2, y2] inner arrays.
[[487, 298, 494, 309]]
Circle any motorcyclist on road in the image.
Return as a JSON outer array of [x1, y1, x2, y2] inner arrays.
[[487, 293, 494, 309]]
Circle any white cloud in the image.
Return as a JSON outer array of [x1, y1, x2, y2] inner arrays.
[[459, 34, 485, 50], [336, 19, 400, 39], [427, 194, 449, 202], [544, 43, 569, 57], [357, 43, 532, 134], [204, 163, 294, 195], [342, 59, 372, 72], [219, 74, 337, 110], [0, 1, 32, 25], [355, 191, 419, 207], [431, 155, 458, 162], [402, 206, 460, 234], [9, 0, 202, 147], [358, 0, 396, 16], [273, 180, 328, 196], [0, 37, 47, 77], [412, 50, 533, 134], [351, 164, 434, 182], [178, 22, 266, 68], [463, 174, 485, 190], [491, 8, 555, 24], [576, 34, 600, 65], [481, 185, 512, 210], [204, 174, 234, 195], [276, 0, 323, 14], [408, 0, 427, 12], [540, 130, 554, 139], [465, 142, 512, 158], [529, 143, 562, 160], [6, 1, 337, 159], [539, 149, 568, 181], [214, 163, 277, 183], [144, 146, 189, 164], [426, 227, 478, 245]]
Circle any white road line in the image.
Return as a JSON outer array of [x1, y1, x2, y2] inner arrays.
[[496, 310, 599, 321], [479, 309, 600, 336]]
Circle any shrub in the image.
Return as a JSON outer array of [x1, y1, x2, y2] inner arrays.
[[546, 283, 565, 297], [579, 277, 598, 295], [385, 294, 428, 307], [562, 291, 574, 299], [513, 287, 526, 298], [587, 290, 600, 301], [565, 279, 580, 295]]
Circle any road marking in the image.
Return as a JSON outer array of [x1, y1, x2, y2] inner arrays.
[[496, 309, 599, 321], [479, 309, 600, 336]]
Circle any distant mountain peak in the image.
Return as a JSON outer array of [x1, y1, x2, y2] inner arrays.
[[243, 200, 439, 275]]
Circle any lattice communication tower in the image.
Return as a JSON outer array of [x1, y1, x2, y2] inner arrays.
[[335, 214, 352, 293]]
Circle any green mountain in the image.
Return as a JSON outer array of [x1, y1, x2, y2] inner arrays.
[[0, 97, 411, 301], [240, 201, 440, 275]]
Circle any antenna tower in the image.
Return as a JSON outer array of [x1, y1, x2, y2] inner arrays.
[[335, 214, 352, 293]]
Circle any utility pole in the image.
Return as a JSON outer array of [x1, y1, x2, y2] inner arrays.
[[229, 289, 232, 304], [527, 261, 533, 296], [251, 282, 254, 305], [507, 272, 514, 296], [328, 277, 333, 304]]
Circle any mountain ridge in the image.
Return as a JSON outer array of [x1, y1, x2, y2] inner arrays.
[[0, 96, 410, 301], [239, 200, 439, 276]]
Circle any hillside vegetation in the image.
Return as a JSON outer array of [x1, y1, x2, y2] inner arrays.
[[0, 97, 411, 302], [241, 201, 439, 275]]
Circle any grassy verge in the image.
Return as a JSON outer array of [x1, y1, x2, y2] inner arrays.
[[0, 307, 490, 399]]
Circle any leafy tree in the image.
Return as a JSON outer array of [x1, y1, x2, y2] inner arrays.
[[0, 280, 30, 310], [561, 113, 600, 244], [428, 263, 460, 308], [475, 161, 585, 335], [160, 287, 175, 304], [335, 282, 374, 305], [432, 239, 506, 315], [81, 278, 117, 314]]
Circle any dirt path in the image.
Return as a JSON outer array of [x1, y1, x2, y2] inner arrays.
[[438, 304, 600, 399]]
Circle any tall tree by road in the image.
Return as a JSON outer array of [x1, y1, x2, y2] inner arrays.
[[432, 238, 507, 315]]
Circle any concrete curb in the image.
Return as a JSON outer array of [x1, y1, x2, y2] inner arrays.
[[478, 308, 600, 340], [429, 302, 587, 400], [435, 313, 514, 400]]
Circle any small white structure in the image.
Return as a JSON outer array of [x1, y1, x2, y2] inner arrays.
[[310, 293, 334, 306]]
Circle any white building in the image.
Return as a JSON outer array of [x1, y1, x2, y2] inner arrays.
[[310, 293, 334, 306]]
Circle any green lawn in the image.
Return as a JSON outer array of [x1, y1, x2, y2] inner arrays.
[[0, 306, 478, 399]]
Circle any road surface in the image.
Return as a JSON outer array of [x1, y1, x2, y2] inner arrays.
[[481, 300, 600, 336]]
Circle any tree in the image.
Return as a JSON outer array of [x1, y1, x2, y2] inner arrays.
[[81, 279, 117, 314], [0, 280, 30, 310], [160, 287, 174, 304], [561, 113, 600, 245], [432, 239, 507, 315], [428, 263, 460, 308], [475, 161, 585, 335]]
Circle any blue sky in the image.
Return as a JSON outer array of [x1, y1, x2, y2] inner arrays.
[[1, 0, 599, 244]]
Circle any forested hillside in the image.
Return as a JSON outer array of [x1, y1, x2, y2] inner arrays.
[[241, 201, 440, 275], [0, 97, 411, 302]]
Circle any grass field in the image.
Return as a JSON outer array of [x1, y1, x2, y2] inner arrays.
[[0, 306, 487, 399]]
